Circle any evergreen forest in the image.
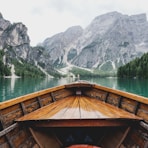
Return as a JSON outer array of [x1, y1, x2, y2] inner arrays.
[[117, 53, 148, 78]]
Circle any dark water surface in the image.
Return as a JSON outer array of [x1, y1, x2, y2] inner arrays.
[[0, 77, 148, 102]]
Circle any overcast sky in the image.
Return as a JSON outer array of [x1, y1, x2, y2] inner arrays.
[[0, 0, 148, 46]]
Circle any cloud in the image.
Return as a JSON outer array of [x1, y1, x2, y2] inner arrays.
[[0, 0, 148, 45]]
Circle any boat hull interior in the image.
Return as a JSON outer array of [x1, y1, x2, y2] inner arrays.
[[0, 82, 148, 148]]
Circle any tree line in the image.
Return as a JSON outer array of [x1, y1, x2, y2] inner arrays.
[[0, 50, 11, 76], [12, 59, 45, 78], [0, 49, 45, 77], [117, 52, 148, 78]]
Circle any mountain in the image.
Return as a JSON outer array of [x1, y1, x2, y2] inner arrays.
[[1, 11, 148, 78], [0, 13, 48, 77], [41, 11, 148, 72], [0, 13, 30, 58], [39, 26, 83, 67]]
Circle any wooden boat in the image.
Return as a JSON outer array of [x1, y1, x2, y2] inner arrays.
[[0, 81, 148, 148]]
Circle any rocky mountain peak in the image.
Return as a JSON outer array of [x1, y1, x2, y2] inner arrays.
[[6, 22, 30, 47], [0, 12, 31, 66], [93, 11, 122, 21], [130, 13, 147, 23], [40, 26, 83, 67], [2, 11, 147, 77], [0, 12, 3, 18], [40, 12, 148, 72]]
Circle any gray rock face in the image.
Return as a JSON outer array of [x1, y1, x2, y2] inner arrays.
[[40, 26, 83, 67], [71, 12, 148, 70], [0, 14, 30, 60], [0, 14, 11, 49], [1, 11, 148, 76], [41, 12, 148, 71], [0, 13, 59, 77]]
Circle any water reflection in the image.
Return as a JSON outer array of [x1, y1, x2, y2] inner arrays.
[[82, 77, 118, 89], [117, 78, 148, 97], [0, 77, 148, 102], [0, 77, 75, 102], [81, 77, 148, 97], [10, 77, 18, 93]]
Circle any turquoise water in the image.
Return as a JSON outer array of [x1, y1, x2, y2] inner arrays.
[[0, 77, 148, 102]]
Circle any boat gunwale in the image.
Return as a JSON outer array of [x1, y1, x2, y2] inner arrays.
[[0, 81, 147, 148], [93, 84, 148, 105], [0, 85, 65, 109], [0, 82, 147, 110]]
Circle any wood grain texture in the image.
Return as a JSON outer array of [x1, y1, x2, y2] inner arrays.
[[17, 96, 141, 121], [0, 85, 65, 109], [94, 84, 148, 105]]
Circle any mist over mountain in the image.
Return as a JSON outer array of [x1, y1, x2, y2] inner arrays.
[[0, 11, 148, 77]]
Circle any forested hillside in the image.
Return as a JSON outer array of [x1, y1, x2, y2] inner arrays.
[[117, 53, 148, 78], [0, 50, 11, 76]]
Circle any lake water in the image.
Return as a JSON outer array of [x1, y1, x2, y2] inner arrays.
[[0, 77, 148, 102]]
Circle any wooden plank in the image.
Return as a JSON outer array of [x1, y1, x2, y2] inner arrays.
[[20, 102, 27, 115], [0, 123, 18, 137], [5, 134, 15, 148], [117, 96, 122, 108], [65, 82, 92, 88], [0, 85, 65, 109], [25, 101, 40, 114], [48, 97, 76, 119], [94, 84, 148, 105], [68, 97, 81, 119], [0, 104, 21, 115], [134, 102, 140, 115], [22, 119, 139, 127], [2, 108, 22, 128], [53, 89, 74, 99], [16, 98, 71, 121], [121, 97, 139, 114], [80, 97, 141, 119], [29, 128, 43, 148], [79, 97, 99, 119], [140, 121, 148, 131], [50, 93, 56, 102], [55, 96, 80, 119], [84, 88, 106, 101], [107, 93, 119, 106], [41, 96, 52, 107], [41, 99, 69, 119], [29, 128, 61, 148], [115, 127, 130, 148], [16, 96, 142, 122], [11, 129, 30, 148], [37, 97, 42, 108], [104, 92, 109, 103]]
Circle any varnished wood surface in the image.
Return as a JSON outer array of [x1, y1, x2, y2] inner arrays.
[[0, 85, 65, 109], [93, 84, 148, 105], [17, 96, 141, 121], [1, 82, 147, 111]]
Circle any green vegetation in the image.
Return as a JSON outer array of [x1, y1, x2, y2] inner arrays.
[[70, 67, 93, 77], [12, 59, 45, 78], [0, 50, 11, 76], [93, 69, 116, 77], [117, 53, 148, 78], [70, 67, 116, 77], [47, 67, 63, 78], [99, 61, 114, 71]]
